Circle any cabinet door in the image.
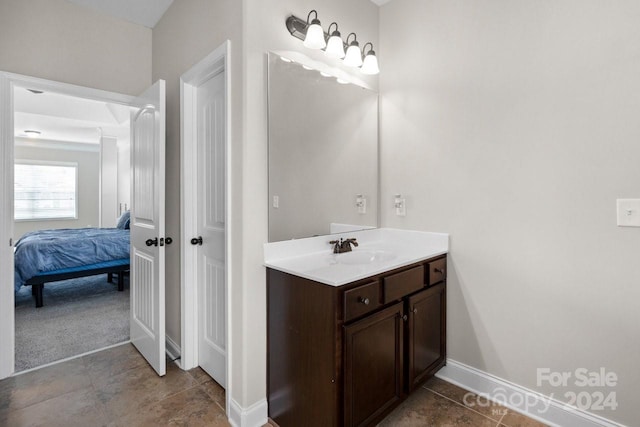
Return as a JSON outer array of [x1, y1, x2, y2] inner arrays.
[[406, 283, 446, 392], [344, 302, 404, 427]]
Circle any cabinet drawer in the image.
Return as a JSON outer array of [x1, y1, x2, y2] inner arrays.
[[344, 281, 381, 321], [383, 266, 424, 303], [427, 258, 446, 286]]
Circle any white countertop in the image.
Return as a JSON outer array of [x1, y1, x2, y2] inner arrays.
[[264, 228, 449, 286]]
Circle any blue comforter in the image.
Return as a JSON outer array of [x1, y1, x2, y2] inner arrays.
[[14, 228, 130, 292]]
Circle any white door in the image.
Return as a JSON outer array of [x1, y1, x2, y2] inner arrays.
[[195, 72, 226, 386], [130, 80, 166, 376]]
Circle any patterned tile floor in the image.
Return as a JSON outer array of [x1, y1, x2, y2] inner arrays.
[[0, 343, 546, 426]]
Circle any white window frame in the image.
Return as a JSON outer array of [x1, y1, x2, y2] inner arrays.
[[14, 159, 79, 222]]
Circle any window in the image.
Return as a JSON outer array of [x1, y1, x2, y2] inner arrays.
[[14, 161, 78, 221]]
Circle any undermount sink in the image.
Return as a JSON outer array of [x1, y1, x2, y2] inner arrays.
[[335, 250, 397, 265]]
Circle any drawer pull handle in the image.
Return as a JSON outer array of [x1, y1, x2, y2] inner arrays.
[[358, 297, 370, 305], [434, 268, 445, 274]]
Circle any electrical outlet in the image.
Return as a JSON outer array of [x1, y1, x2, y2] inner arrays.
[[617, 199, 640, 227], [356, 195, 366, 214], [394, 195, 406, 217]]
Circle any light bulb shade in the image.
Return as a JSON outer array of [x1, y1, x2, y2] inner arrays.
[[361, 52, 379, 75], [303, 21, 326, 49], [325, 34, 345, 58], [344, 44, 363, 67]]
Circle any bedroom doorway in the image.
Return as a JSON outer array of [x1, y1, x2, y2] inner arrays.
[[180, 42, 230, 397], [0, 72, 168, 379]]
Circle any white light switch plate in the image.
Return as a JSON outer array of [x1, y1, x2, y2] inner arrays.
[[617, 199, 640, 227]]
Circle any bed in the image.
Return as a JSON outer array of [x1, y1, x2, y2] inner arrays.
[[14, 227, 131, 308]]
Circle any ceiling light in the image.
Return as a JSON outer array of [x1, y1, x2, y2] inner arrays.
[[303, 10, 326, 50], [336, 78, 349, 85], [361, 42, 380, 75], [343, 33, 363, 68], [24, 130, 41, 138], [325, 22, 345, 59], [280, 56, 293, 63], [27, 89, 44, 94]]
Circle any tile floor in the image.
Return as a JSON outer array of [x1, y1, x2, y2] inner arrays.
[[0, 343, 547, 426]]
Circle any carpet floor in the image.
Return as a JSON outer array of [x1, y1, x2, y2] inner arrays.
[[14, 274, 129, 372]]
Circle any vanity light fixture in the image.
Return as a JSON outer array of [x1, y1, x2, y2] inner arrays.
[[302, 10, 326, 50], [343, 33, 363, 68], [360, 42, 380, 75], [285, 12, 378, 75], [325, 22, 345, 59]]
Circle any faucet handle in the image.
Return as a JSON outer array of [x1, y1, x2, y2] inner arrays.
[[329, 239, 341, 254], [345, 238, 359, 247]]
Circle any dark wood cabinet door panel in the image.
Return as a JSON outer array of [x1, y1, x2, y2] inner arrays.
[[406, 283, 446, 392], [267, 270, 340, 427], [382, 266, 424, 303], [344, 302, 404, 427]]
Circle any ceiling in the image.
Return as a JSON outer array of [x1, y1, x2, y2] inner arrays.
[[65, 0, 174, 28], [65, 0, 391, 29], [14, 88, 130, 145]]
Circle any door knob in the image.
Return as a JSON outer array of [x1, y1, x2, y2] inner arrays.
[[191, 236, 203, 246], [145, 238, 158, 247], [165, 237, 173, 245]]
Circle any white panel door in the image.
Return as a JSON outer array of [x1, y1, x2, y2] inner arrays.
[[196, 72, 226, 387], [130, 80, 166, 376]]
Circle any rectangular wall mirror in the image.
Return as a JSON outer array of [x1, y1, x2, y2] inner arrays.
[[267, 52, 379, 242]]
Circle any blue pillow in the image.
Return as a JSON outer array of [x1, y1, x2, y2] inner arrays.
[[116, 211, 130, 230]]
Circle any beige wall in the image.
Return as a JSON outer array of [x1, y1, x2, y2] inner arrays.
[[14, 143, 99, 238], [242, 0, 379, 407], [0, 0, 151, 95], [379, 1, 640, 425]]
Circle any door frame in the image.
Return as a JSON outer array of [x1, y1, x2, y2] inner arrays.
[[179, 40, 231, 410], [0, 71, 135, 379]]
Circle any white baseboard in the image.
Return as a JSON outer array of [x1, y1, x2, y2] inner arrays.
[[436, 359, 627, 427], [228, 397, 268, 427], [165, 335, 181, 363]]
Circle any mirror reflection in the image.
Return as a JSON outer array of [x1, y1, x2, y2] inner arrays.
[[268, 52, 379, 242]]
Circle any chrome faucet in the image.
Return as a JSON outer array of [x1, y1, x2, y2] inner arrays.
[[329, 238, 359, 254]]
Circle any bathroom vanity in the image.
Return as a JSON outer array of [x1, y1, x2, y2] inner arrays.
[[265, 228, 448, 427]]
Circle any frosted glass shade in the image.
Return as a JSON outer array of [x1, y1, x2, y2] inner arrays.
[[325, 35, 345, 59], [344, 44, 363, 67], [361, 53, 380, 75], [303, 22, 326, 49]]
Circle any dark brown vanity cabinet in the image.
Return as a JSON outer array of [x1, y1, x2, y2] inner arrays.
[[267, 255, 447, 427]]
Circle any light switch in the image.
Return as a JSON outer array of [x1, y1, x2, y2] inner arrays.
[[273, 195, 279, 209], [617, 199, 640, 227]]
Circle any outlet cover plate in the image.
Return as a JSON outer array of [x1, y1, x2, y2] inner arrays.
[[617, 199, 640, 227]]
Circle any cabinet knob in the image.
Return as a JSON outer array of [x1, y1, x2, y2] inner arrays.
[[402, 314, 408, 321], [358, 297, 370, 305], [413, 308, 418, 314]]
